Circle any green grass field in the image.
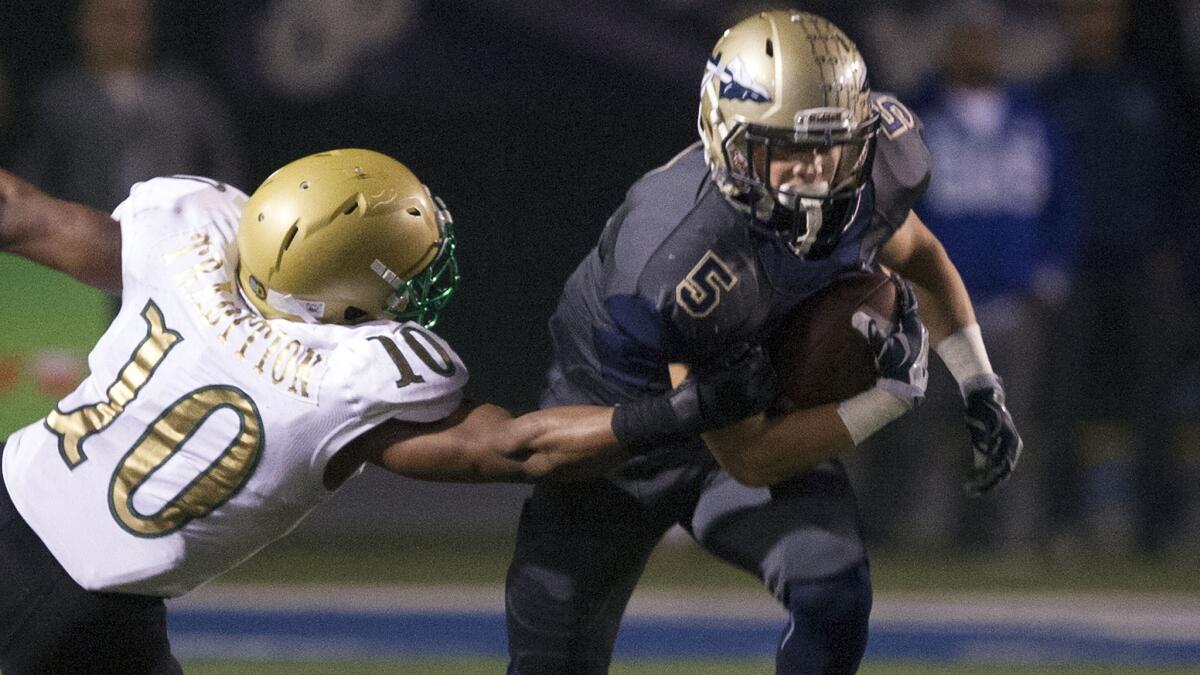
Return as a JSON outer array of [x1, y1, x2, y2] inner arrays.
[[224, 529, 1200, 595], [0, 257, 112, 436]]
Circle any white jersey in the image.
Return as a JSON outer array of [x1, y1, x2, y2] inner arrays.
[[2, 177, 467, 597]]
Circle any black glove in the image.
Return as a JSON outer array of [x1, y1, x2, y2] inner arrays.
[[961, 373, 1023, 497], [854, 275, 928, 409], [612, 342, 777, 454]]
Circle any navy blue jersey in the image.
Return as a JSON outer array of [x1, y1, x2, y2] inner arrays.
[[544, 94, 930, 409]]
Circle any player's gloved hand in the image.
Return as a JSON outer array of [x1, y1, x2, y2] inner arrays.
[[961, 373, 1023, 497], [853, 275, 928, 410], [611, 342, 777, 454]]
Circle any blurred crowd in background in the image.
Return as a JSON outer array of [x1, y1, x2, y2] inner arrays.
[[1, 0, 1198, 561]]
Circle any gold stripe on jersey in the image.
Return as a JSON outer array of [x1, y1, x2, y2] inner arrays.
[[46, 301, 183, 467], [110, 385, 263, 537]]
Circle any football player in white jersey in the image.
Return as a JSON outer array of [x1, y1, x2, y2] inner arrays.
[[0, 148, 775, 674]]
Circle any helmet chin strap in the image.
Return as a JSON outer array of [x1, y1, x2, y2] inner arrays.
[[264, 288, 325, 323], [770, 193, 824, 257], [789, 197, 824, 256]]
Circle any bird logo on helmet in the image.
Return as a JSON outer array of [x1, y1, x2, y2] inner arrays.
[[236, 148, 459, 328], [698, 10, 879, 259]]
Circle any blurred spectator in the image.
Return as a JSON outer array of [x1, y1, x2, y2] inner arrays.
[[864, 2, 1082, 555], [13, 0, 243, 214], [1041, 0, 1192, 554]]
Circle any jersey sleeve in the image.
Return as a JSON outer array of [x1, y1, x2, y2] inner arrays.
[[331, 322, 469, 424], [870, 93, 932, 231]]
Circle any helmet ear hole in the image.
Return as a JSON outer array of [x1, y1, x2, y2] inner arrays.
[[343, 306, 368, 323], [281, 225, 299, 251]]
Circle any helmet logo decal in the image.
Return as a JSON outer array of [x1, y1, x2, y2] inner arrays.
[[704, 54, 772, 103], [248, 274, 268, 300]]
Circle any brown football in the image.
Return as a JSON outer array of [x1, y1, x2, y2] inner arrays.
[[767, 269, 900, 410]]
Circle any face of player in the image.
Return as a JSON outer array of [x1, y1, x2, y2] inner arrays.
[[755, 144, 843, 200]]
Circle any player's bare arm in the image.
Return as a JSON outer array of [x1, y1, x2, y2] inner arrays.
[[0, 168, 123, 293], [332, 402, 627, 487], [339, 343, 776, 487], [878, 209, 974, 344], [702, 405, 854, 487]]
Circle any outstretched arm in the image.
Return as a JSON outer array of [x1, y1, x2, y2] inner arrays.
[[334, 401, 628, 486], [336, 342, 779, 486], [0, 169, 122, 294]]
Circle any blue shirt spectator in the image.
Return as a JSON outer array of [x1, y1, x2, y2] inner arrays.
[[914, 81, 1082, 307]]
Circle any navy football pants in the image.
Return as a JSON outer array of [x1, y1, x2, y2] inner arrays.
[[505, 457, 871, 674]]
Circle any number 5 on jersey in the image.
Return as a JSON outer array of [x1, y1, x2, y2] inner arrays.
[[676, 250, 739, 318]]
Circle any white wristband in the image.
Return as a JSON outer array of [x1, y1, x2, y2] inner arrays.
[[836, 387, 910, 446], [934, 324, 993, 391]]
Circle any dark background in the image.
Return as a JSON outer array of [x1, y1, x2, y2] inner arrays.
[[2, 0, 1192, 413]]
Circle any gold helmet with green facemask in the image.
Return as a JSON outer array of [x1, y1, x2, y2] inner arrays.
[[236, 148, 458, 327], [698, 10, 878, 258]]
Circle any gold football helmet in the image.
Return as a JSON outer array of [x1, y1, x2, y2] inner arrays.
[[236, 148, 457, 327], [698, 10, 878, 258]]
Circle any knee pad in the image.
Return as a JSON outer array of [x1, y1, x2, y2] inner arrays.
[[777, 560, 872, 675]]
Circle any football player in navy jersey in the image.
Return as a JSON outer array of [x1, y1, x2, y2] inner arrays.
[[505, 10, 1023, 674]]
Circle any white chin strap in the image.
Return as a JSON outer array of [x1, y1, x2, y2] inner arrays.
[[264, 288, 325, 323], [783, 197, 824, 257]]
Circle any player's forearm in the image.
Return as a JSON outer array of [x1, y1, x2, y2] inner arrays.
[[500, 406, 629, 481], [702, 404, 853, 487], [0, 169, 122, 293], [889, 233, 974, 346]]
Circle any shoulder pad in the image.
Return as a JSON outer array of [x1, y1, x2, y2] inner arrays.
[[870, 93, 931, 228], [331, 322, 468, 423], [113, 176, 248, 230]]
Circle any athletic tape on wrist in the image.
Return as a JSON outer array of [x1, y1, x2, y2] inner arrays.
[[611, 396, 681, 455], [934, 324, 993, 392], [836, 386, 910, 446]]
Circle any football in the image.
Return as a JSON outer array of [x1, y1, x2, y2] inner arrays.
[[766, 269, 900, 410]]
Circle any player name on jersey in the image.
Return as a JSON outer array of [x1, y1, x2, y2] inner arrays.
[[164, 231, 325, 403]]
